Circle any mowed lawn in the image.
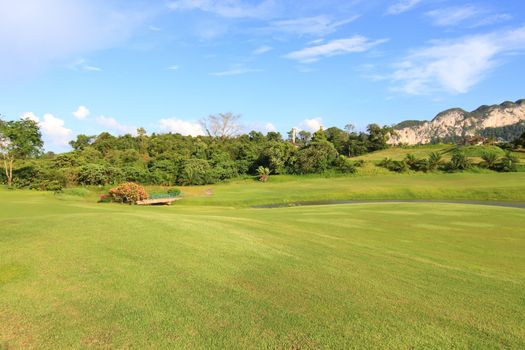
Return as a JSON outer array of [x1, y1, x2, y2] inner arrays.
[[178, 172, 525, 206], [1, 189, 525, 349]]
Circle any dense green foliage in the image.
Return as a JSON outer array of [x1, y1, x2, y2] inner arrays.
[[478, 122, 525, 141], [1, 120, 392, 188], [0, 118, 43, 186]]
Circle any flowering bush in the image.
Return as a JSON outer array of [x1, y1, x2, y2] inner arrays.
[[108, 182, 148, 204]]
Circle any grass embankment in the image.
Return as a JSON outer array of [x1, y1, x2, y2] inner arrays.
[[1, 188, 525, 349], [353, 144, 525, 162], [175, 172, 525, 207]]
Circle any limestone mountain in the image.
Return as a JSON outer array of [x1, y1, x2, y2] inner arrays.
[[390, 99, 525, 145]]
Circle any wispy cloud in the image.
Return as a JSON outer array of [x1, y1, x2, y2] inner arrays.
[[168, 65, 180, 71], [167, 0, 279, 19], [148, 25, 162, 31], [389, 26, 525, 95], [0, 0, 146, 78], [267, 15, 359, 36], [253, 45, 273, 55], [159, 118, 205, 136], [69, 59, 102, 72], [284, 36, 388, 64], [96, 116, 136, 135], [386, 0, 422, 15], [425, 5, 511, 27], [210, 65, 262, 76]]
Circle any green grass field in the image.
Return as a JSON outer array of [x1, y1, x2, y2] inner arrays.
[[352, 144, 525, 162], [2, 173, 525, 349], [175, 172, 525, 206]]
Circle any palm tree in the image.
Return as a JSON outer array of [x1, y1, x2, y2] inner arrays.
[[256, 166, 271, 182], [481, 152, 498, 170], [450, 151, 471, 170], [499, 151, 519, 172], [427, 152, 442, 171]]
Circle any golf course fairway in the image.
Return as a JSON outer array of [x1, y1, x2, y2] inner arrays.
[[1, 188, 525, 349]]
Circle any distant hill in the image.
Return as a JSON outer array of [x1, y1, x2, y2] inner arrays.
[[390, 99, 525, 145]]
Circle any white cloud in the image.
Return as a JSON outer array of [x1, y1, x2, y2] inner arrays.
[[167, 0, 278, 19], [284, 36, 388, 64], [253, 45, 273, 55], [96, 116, 136, 135], [264, 123, 276, 132], [0, 0, 145, 78], [268, 15, 359, 36], [168, 65, 180, 70], [69, 58, 101, 72], [73, 105, 90, 120], [299, 118, 323, 132], [425, 5, 511, 27], [210, 65, 262, 76], [159, 118, 205, 136], [148, 25, 162, 31], [389, 26, 525, 95], [22, 112, 72, 147], [386, 0, 422, 15]]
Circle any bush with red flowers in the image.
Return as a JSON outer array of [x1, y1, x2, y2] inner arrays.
[[108, 182, 148, 204]]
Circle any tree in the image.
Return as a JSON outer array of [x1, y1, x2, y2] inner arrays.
[[427, 152, 442, 171], [449, 150, 471, 171], [200, 113, 241, 140], [296, 130, 311, 147], [514, 132, 525, 148], [0, 118, 43, 186], [344, 123, 355, 133], [498, 151, 519, 172], [366, 124, 394, 152], [69, 134, 95, 150], [295, 140, 338, 174], [481, 152, 498, 170], [324, 127, 349, 154], [256, 166, 270, 182]]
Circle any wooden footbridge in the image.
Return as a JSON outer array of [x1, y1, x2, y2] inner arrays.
[[136, 194, 181, 206]]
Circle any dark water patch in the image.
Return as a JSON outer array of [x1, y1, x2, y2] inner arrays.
[[252, 200, 525, 209]]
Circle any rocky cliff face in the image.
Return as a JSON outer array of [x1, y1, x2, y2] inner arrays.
[[390, 99, 525, 145]]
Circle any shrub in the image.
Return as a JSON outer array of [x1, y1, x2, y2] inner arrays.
[[167, 187, 181, 196], [447, 151, 471, 171], [496, 151, 519, 172], [335, 156, 357, 174], [295, 141, 338, 174], [256, 166, 271, 182], [378, 157, 408, 172], [481, 152, 499, 170], [77, 164, 108, 185], [427, 152, 442, 171], [108, 182, 148, 204], [404, 154, 428, 172], [98, 194, 112, 203], [178, 159, 216, 185]]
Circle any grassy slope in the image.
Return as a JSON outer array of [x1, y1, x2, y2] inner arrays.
[[352, 144, 524, 162], [1, 188, 525, 349], [175, 172, 525, 207]]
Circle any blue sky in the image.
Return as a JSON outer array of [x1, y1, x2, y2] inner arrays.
[[1, 0, 525, 151]]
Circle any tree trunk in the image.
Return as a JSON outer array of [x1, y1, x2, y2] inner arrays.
[[3, 156, 13, 186], [3, 157, 9, 186], [9, 158, 13, 186]]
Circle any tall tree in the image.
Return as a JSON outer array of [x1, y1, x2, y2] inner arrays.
[[200, 113, 241, 140], [69, 134, 95, 150], [0, 118, 43, 186]]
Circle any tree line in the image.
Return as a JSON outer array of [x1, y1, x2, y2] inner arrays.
[[1, 114, 393, 190]]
